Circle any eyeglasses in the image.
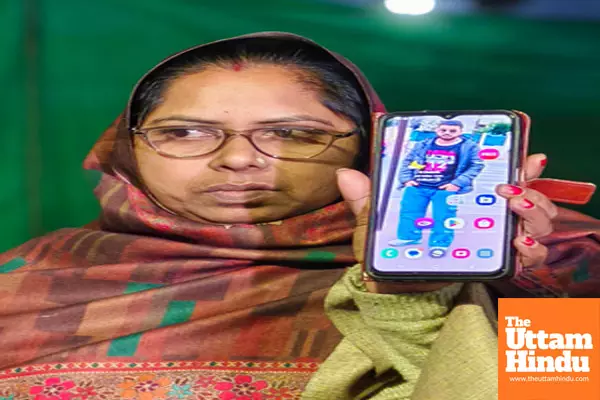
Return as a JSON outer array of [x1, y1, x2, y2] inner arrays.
[[131, 125, 361, 160]]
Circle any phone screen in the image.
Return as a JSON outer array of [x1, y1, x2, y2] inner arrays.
[[368, 112, 520, 278]]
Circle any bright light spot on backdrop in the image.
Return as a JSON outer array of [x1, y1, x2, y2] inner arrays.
[[384, 0, 436, 15]]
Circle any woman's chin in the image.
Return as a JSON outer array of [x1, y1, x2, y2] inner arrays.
[[181, 203, 292, 225]]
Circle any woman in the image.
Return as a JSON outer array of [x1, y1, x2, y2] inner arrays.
[[0, 32, 597, 400]]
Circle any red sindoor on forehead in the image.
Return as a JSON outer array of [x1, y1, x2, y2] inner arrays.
[[232, 62, 244, 72]]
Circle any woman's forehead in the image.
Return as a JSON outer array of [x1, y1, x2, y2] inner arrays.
[[125, 34, 382, 129], [146, 67, 351, 127]]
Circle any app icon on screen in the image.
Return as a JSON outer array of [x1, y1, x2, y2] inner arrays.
[[478, 149, 500, 160], [381, 248, 399, 259], [414, 218, 434, 229], [444, 218, 465, 230], [474, 217, 495, 229], [476, 194, 497, 206], [404, 248, 424, 259], [477, 248, 494, 258], [452, 248, 471, 259], [429, 248, 447, 259], [446, 195, 465, 206]]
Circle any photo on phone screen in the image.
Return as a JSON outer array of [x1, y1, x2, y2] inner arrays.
[[367, 111, 521, 279]]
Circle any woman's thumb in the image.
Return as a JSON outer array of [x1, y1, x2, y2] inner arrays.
[[336, 168, 371, 217]]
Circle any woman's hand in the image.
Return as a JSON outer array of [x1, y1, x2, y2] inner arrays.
[[336, 154, 556, 294], [495, 154, 557, 268]]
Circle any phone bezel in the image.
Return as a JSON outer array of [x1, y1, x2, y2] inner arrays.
[[364, 109, 523, 282]]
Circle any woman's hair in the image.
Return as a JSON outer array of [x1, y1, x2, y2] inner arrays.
[[130, 38, 370, 143]]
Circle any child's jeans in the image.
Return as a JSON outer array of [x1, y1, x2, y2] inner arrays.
[[396, 186, 458, 247]]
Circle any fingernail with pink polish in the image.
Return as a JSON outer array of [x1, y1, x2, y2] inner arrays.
[[522, 199, 535, 209], [504, 185, 524, 195], [523, 237, 536, 246]]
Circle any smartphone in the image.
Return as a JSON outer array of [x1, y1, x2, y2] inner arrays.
[[364, 110, 527, 281]]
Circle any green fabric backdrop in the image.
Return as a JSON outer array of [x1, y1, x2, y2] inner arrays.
[[2, 0, 599, 251]]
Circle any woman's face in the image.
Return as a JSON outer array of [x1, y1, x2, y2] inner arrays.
[[134, 64, 361, 224]]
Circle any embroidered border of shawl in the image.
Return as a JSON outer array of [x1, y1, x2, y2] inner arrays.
[[0, 361, 319, 400]]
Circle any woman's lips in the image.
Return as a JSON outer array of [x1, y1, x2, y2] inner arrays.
[[202, 183, 277, 204], [205, 189, 275, 203], [204, 183, 276, 192]]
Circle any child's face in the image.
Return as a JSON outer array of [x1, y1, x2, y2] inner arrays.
[[436, 124, 463, 140]]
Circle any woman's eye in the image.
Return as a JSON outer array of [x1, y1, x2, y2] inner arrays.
[[261, 129, 293, 138], [161, 128, 218, 138], [262, 129, 312, 139], [258, 129, 330, 146]]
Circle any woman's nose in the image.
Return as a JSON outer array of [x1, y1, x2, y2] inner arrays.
[[209, 135, 267, 171]]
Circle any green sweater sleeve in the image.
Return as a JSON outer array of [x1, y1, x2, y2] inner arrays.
[[302, 265, 464, 400]]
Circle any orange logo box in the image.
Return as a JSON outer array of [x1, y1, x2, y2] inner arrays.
[[499, 298, 600, 400]]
